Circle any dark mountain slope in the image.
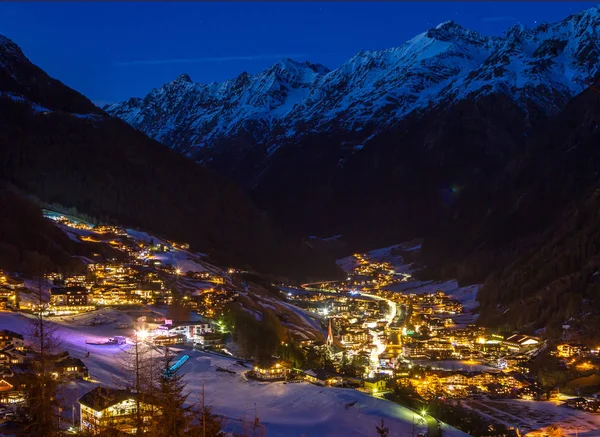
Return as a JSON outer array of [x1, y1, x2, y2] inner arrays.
[[0, 35, 100, 114], [0, 189, 84, 274], [106, 7, 600, 256], [251, 91, 541, 250], [0, 36, 339, 280], [435, 78, 600, 336]]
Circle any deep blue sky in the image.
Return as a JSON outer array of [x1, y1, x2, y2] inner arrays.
[[0, 2, 595, 105]]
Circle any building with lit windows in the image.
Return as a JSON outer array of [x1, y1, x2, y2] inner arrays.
[[252, 359, 291, 381], [49, 287, 95, 314], [79, 386, 158, 435], [0, 330, 24, 351]]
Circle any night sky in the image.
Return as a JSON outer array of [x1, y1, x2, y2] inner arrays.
[[0, 2, 595, 105]]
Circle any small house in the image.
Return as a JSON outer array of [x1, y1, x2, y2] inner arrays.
[[0, 331, 24, 350], [252, 358, 291, 381], [55, 356, 89, 380], [364, 378, 387, 394], [302, 369, 343, 386], [79, 386, 158, 435]]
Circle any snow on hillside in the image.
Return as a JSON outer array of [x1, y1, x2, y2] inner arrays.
[[388, 280, 480, 313], [463, 398, 600, 437], [143, 251, 208, 273], [336, 241, 419, 274], [338, 241, 480, 325], [107, 5, 600, 157], [0, 312, 469, 437], [0, 91, 103, 120]]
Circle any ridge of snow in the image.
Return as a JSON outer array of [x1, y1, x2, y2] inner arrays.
[[105, 5, 600, 154]]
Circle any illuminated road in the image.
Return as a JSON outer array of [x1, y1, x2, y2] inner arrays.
[[359, 291, 396, 377]]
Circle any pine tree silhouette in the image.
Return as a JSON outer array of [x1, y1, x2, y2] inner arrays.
[[375, 418, 390, 437]]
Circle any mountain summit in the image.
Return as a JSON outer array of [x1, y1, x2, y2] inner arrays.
[[107, 5, 600, 161]]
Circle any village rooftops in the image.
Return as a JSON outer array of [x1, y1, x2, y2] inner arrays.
[[160, 319, 210, 329], [56, 356, 86, 368], [79, 386, 157, 411], [303, 368, 341, 381], [0, 330, 23, 341], [504, 334, 539, 346], [50, 286, 89, 295]]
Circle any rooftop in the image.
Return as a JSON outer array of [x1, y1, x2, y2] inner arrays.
[[0, 330, 23, 340], [79, 386, 151, 411], [51, 286, 89, 295]]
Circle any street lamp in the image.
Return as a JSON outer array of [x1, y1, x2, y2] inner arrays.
[[420, 408, 427, 417], [135, 329, 148, 341]]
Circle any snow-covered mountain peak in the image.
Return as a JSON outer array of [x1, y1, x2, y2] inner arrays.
[[262, 58, 329, 86], [571, 4, 600, 23], [426, 20, 492, 47], [0, 34, 27, 62], [106, 5, 600, 159], [173, 73, 193, 83]]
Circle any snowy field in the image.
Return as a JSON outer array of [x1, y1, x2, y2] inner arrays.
[[463, 399, 600, 437], [0, 311, 470, 437]]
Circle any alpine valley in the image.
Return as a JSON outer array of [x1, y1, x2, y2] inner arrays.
[[0, 6, 598, 336], [105, 6, 600, 336]]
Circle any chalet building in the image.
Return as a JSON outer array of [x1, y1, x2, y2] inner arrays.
[[341, 330, 371, 345], [565, 397, 588, 410], [502, 335, 540, 351], [0, 288, 16, 309], [423, 339, 455, 359], [50, 287, 95, 313], [79, 386, 158, 435], [0, 377, 25, 404], [252, 359, 291, 381], [402, 340, 429, 359], [194, 333, 224, 348], [0, 331, 24, 350], [0, 274, 24, 290], [153, 334, 185, 346], [65, 275, 87, 287], [556, 343, 585, 358], [364, 378, 387, 394], [439, 371, 496, 388], [155, 321, 212, 342], [0, 345, 25, 365], [90, 287, 131, 306], [302, 369, 343, 386], [54, 356, 89, 380], [378, 352, 396, 369], [497, 355, 529, 371]]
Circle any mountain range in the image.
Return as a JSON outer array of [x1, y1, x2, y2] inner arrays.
[[107, 6, 600, 167], [2, 6, 600, 336], [105, 6, 600, 239], [0, 33, 338, 281], [105, 5, 600, 338]]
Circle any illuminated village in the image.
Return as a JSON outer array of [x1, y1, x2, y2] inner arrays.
[[0, 213, 599, 436]]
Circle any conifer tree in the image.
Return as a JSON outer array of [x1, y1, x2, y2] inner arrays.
[[153, 347, 191, 437], [116, 329, 156, 435], [22, 279, 62, 436], [152, 348, 226, 437], [375, 418, 389, 437], [192, 389, 226, 437]]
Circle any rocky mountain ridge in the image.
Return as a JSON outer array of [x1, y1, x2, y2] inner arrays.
[[107, 6, 600, 163]]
